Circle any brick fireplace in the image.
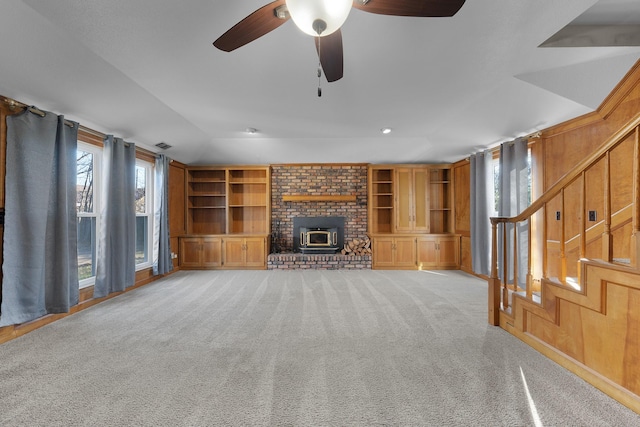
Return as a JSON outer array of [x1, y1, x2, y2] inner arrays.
[[269, 164, 370, 269]]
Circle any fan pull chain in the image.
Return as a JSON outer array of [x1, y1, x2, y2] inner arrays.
[[317, 37, 322, 97]]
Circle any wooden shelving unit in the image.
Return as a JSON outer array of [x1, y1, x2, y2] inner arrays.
[[369, 167, 394, 234], [228, 168, 269, 235], [187, 169, 226, 234], [429, 167, 453, 234], [367, 164, 458, 270], [182, 166, 270, 269]]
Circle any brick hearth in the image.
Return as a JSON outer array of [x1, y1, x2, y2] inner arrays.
[[267, 253, 371, 270]]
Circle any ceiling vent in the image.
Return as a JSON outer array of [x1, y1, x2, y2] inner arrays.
[[155, 142, 172, 150]]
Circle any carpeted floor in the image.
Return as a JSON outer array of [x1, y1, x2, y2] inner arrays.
[[0, 269, 638, 426]]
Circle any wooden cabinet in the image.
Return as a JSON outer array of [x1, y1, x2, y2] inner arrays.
[[223, 237, 267, 268], [180, 236, 222, 269], [396, 167, 429, 233], [372, 236, 416, 269], [417, 235, 459, 269], [369, 164, 454, 235], [181, 166, 270, 270], [368, 164, 458, 270]]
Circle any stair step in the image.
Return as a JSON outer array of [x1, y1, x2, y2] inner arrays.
[[546, 276, 581, 291]]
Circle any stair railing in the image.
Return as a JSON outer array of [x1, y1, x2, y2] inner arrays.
[[488, 112, 640, 325]]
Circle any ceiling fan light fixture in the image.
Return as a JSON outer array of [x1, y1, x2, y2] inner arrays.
[[286, 0, 352, 36]]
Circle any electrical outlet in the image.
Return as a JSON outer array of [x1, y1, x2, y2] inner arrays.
[[588, 210, 597, 221], [556, 211, 561, 220]]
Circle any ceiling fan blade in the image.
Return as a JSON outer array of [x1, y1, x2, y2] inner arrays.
[[214, 0, 289, 52], [352, 0, 465, 17], [315, 30, 344, 83]]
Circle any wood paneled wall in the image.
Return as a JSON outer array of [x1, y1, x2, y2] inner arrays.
[[457, 60, 640, 278], [453, 159, 472, 274], [169, 161, 186, 270]]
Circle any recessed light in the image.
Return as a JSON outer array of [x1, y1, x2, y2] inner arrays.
[[245, 127, 258, 134], [381, 127, 392, 134]]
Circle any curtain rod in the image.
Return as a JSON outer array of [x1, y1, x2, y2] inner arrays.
[[2, 96, 159, 158], [464, 132, 542, 161]]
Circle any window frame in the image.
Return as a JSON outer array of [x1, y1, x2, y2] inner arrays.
[[77, 141, 102, 289], [135, 158, 154, 271]]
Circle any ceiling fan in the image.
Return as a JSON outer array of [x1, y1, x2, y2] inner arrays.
[[213, 0, 466, 83]]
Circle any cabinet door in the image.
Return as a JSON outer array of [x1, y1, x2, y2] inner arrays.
[[372, 237, 395, 268], [202, 237, 222, 267], [223, 238, 245, 267], [417, 237, 438, 269], [395, 169, 413, 232], [395, 168, 429, 233], [180, 237, 203, 268], [244, 237, 266, 268], [437, 236, 459, 268], [417, 236, 459, 269], [394, 237, 417, 268], [412, 169, 429, 233]]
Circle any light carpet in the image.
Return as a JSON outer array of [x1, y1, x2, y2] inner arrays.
[[0, 269, 638, 426]]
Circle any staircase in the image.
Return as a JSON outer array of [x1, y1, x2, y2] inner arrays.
[[488, 113, 640, 413]]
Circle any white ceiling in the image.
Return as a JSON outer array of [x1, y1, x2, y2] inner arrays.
[[1, 0, 639, 165]]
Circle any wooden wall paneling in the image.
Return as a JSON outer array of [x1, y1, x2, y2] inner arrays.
[[515, 262, 640, 401], [459, 236, 472, 273], [453, 160, 471, 273], [609, 135, 635, 214], [169, 162, 186, 268], [453, 160, 470, 234], [0, 102, 23, 290], [0, 105, 7, 290]]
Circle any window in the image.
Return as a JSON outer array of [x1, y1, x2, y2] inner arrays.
[[77, 142, 101, 287], [77, 140, 154, 286], [135, 160, 153, 269], [493, 148, 532, 213]]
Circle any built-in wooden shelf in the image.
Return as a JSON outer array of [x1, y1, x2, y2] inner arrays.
[[283, 194, 357, 202]]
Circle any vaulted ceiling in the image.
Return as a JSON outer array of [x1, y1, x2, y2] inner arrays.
[[1, 0, 639, 165]]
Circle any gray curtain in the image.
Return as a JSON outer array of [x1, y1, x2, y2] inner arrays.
[[498, 137, 529, 287], [470, 150, 493, 276], [1, 109, 78, 326], [153, 154, 173, 275], [94, 135, 136, 298]]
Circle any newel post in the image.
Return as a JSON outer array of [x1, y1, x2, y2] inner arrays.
[[488, 219, 501, 325]]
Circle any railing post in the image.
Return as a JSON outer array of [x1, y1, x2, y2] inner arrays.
[[526, 219, 533, 300], [513, 223, 518, 292], [632, 126, 640, 268], [543, 203, 548, 279], [579, 171, 586, 284], [502, 223, 509, 309], [560, 188, 567, 283], [603, 151, 612, 262], [488, 220, 501, 325]]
